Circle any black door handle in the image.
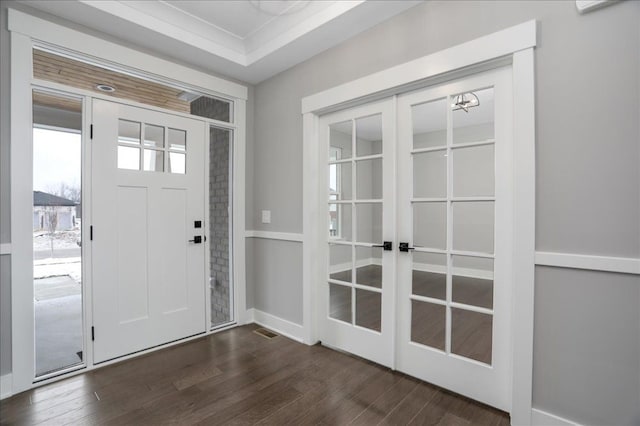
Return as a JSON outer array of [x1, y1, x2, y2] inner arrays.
[[399, 242, 415, 252], [372, 241, 393, 251], [189, 236, 202, 244]]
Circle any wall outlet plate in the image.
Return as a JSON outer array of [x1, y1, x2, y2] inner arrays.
[[261, 210, 271, 224]]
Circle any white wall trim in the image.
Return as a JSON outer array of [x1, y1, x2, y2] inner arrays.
[[7, 8, 248, 101], [301, 20, 536, 114], [247, 308, 305, 343], [531, 408, 581, 426], [245, 230, 303, 243], [535, 251, 640, 275], [0, 373, 12, 400], [0, 243, 11, 255]]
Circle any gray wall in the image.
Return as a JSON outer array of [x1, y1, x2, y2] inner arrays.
[[248, 1, 640, 424]]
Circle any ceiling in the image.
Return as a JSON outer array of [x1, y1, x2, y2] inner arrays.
[[22, 0, 422, 84]]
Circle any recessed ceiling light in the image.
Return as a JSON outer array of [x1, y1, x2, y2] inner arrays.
[[96, 84, 116, 93]]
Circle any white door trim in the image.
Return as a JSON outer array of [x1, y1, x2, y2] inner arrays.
[[9, 11, 248, 395], [302, 20, 536, 424]]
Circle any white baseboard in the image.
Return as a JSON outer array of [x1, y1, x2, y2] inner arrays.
[[531, 408, 580, 426], [1, 373, 12, 400], [247, 308, 305, 343]]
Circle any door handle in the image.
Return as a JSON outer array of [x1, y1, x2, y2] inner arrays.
[[372, 241, 393, 251], [189, 236, 202, 244], [399, 242, 415, 252]]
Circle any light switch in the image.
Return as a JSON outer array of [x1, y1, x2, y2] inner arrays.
[[261, 210, 271, 224]]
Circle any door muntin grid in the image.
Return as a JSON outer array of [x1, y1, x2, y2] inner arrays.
[[327, 114, 384, 333], [409, 87, 496, 365]]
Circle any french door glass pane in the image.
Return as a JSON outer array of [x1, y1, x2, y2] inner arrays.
[[355, 114, 382, 156], [452, 87, 494, 144], [355, 289, 381, 332], [412, 252, 446, 300], [32, 90, 84, 377], [329, 244, 352, 283], [453, 144, 494, 197], [329, 120, 353, 160], [413, 150, 446, 198], [451, 308, 493, 364], [410, 300, 445, 351], [452, 201, 494, 253], [356, 158, 382, 199], [412, 98, 447, 149], [329, 283, 352, 323], [356, 203, 382, 244], [413, 202, 446, 249], [329, 162, 352, 200], [452, 256, 494, 309], [355, 246, 382, 289], [329, 203, 352, 241]]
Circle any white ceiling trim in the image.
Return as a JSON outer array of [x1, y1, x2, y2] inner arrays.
[[78, 0, 247, 63], [245, 1, 363, 64], [19, 0, 422, 84], [78, 0, 366, 67]]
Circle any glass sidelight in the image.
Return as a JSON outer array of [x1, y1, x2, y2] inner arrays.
[[32, 90, 84, 378], [209, 127, 233, 328]]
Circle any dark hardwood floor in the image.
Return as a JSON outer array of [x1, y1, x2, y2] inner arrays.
[[0, 324, 509, 425]]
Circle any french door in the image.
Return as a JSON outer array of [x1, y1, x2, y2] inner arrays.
[[318, 67, 513, 410], [91, 99, 207, 363]]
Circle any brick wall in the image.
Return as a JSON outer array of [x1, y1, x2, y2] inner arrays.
[[209, 127, 231, 327]]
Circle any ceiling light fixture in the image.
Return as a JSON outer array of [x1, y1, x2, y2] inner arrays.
[[452, 92, 479, 113], [96, 84, 116, 93]]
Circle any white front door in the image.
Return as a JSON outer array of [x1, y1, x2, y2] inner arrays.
[[316, 67, 513, 410], [318, 100, 396, 367], [92, 99, 206, 363]]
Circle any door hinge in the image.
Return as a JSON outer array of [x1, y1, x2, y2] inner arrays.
[[91, 326, 95, 341], [90, 124, 93, 139], [90, 226, 93, 240]]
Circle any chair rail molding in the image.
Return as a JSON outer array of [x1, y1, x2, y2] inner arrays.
[[535, 251, 640, 275], [245, 230, 303, 243]]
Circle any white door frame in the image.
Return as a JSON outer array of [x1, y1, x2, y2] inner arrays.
[[302, 20, 536, 424], [9, 8, 248, 396]]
